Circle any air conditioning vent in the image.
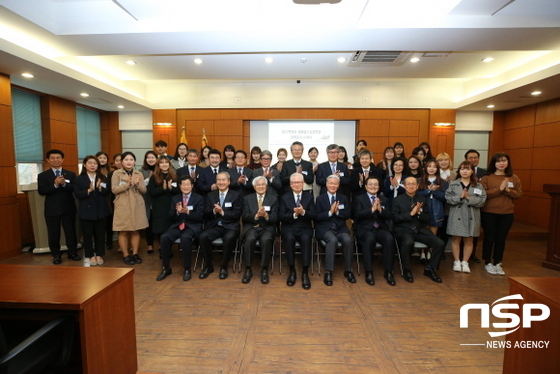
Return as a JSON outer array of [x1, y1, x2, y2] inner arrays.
[[83, 97, 112, 104], [348, 51, 413, 67]]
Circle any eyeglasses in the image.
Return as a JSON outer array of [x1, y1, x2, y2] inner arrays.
[[261, 157, 271, 161]]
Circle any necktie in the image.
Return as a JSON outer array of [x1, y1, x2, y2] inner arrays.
[[371, 195, 379, 228], [190, 167, 195, 174], [371, 195, 375, 206], [214, 168, 218, 176], [331, 163, 336, 174], [364, 169, 369, 179], [183, 195, 189, 207], [264, 167, 268, 175], [220, 192, 225, 207], [238, 168, 242, 175], [55, 169, 61, 177], [296, 194, 301, 206], [258, 194, 263, 209], [331, 195, 336, 205]]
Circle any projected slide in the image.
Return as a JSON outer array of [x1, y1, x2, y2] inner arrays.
[[268, 121, 334, 163]]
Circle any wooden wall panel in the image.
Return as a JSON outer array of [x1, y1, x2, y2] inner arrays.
[[504, 105, 536, 129], [153, 109, 177, 154], [503, 127, 534, 150], [0, 74, 10, 106], [535, 98, 560, 125], [526, 196, 551, 228], [532, 146, 560, 170], [489, 111, 505, 156], [533, 122, 560, 148], [359, 120, 390, 136], [17, 193, 34, 245], [530, 170, 560, 193], [506, 148, 533, 171], [41, 96, 78, 171], [104, 112, 121, 159], [428, 108, 456, 158], [0, 202, 21, 261], [388, 120, 420, 137], [214, 120, 243, 136], [0, 105, 15, 167]]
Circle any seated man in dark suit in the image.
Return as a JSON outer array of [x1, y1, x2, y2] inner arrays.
[[251, 150, 282, 196], [156, 175, 204, 282], [315, 144, 351, 195], [280, 141, 314, 196], [197, 149, 229, 196], [279, 173, 315, 290], [199, 171, 243, 280], [176, 149, 204, 190], [228, 150, 254, 197], [315, 174, 355, 286], [350, 149, 384, 199], [37, 149, 81, 264], [241, 176, 279, 284], [392, 177, 444, 283], [352, 176, 397, 286]]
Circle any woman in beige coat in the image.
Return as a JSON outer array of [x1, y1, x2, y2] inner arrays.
[[112, 151, 149, 265]]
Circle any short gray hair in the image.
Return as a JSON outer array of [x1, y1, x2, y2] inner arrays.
[[217, 171, 230, 181], [326, 144, 339, 152], [252, 175, 268, 187], [290, 172, 304, 182], [261, 150, 272, 158], [326, 174, 340, 183]]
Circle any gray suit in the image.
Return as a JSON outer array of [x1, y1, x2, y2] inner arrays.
[[242, 193, 278, 267], [251, 167, 282, 196]]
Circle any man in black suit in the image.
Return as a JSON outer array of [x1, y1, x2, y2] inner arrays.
[[228, 150, 254, 197], [353, 176, 397, 286], [176, 149, 204, 192], [197, 149, 228, 195], [199, 171, 243, 280], [241, 176, 279, 284], [279, 173, 315, 290], [392, 177, 444, 283], [156, 176, 205, 282], [464, 149, 486, 262], [251, 150, 282, 196], [280, 141, 314, 196], [315, 174, 355, 286], [350, 149, 384, 199], [37, 149, 81, 264], [315, 144, 351, 196]]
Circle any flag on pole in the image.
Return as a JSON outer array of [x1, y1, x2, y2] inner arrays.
[[180, 126, 187, 144], [201, 128, 208, 148]]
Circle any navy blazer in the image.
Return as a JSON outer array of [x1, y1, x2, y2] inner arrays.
[[176, 164, 205, 194], [167, 192, 204, 236], [352, 193, 392, 236], [279, 190, 315, 234], [392, 193, 431, 234], [251, 167, 282, 196], [73, 173, 111, 220], [315, 161, 351, 195], [37, 168, 77, 216], [242, 193, 279, 235], [314, 192, 351, 239], [197, 164, 229, 194], [203, 189, 243, 232], [228, 166, 254, 196], [350, 165, 385, 198], [280, 159, 314, 194]]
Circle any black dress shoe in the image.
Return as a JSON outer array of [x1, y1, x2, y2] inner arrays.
[[147, 248, 154, 254], [242, 268, 253, 283], [441, 253, 446, 260], [344, 271, 357, 283], [302, 273, 311, 290], [286, 271, 296, 287], [68, 253, 81, 261], [132, 254, 142, 264], [219, 267, 228, 279], [199, 265, 214, 279], [403, 269, 414, 283], [424, 268, 442, 283], [123, 255, 135, 265], [53, 256, 62, 265], [323, 271, 333, 286], [183, 269, 191, 281], [384, 271, 396, 286], [470, 254, 481, 263], [365, 271, 375, 286], [261, 269, 270, 284], [156, 267, 172, 281]]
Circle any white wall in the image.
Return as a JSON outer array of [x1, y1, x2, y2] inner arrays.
[[454, 111, 493, 168]]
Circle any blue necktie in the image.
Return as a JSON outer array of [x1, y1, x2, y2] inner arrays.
[[296, 194, 301, 206], [55, 169, 61, 177], [331, 195, 335, 205], [220, 192, 225, 207]]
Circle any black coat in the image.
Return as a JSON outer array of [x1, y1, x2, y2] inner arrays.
[[167, 192, 204, 236], [73, 174, 111, 220], [352, 193, 392, 236], [203, 189, 243, 232], [37, 168, 76, 216], [314, 192, 351, 239], [147, 175, 180, 233], [315, 161, 351, 195]]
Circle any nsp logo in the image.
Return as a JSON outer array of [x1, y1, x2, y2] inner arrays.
[[460, 294, 550, 337]]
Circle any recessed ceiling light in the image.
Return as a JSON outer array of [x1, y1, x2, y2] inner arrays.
[[118, 105, 124, 109], [125, 60, 136, 65], [337, 57, 347, 63], [21, 73, 34, 78], [264, 57, 274, 63], [80, 93, 89, 97], [487, 104, 495, 108], [193, 58, 203, 64], [410, 57, 420, 63], [531, 91, 542, 96], [482, 57, 494, 63]]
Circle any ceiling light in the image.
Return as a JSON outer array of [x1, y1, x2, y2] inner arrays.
[[482, 57, 494, 63], [125, 60, 136, 65], [337, 57, 346, 63], [80, 93, 89, 97], [193, 58, 203, 64], [531, 91, 542, 96], [264, 57, 274, 63], [118, 105, 124, 109], [410, 57, 420, 63], [487, 104, 495, 108], [21, 73, 34, 78]]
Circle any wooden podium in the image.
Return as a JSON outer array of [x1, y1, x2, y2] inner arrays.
[[543, 184, 560, 271]]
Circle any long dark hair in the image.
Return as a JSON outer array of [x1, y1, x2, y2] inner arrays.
[[486, 152, 514, 177], [338, 146, 349, 163], [248, 146, 262, 168], [418, 142, 434, 159], [420, 159, 443, 190], [80, 155, 106, 182], [456, 161, 478, 185], [174, 143, 189, 159], [142, 151, 158, 170], [153, 156, 177, 185], [390, 157, 406, 176], [223, 145, 236, 161], [393, 142, 406, 158], [95, 151, 110, 175], [407, 155, 424, 178]]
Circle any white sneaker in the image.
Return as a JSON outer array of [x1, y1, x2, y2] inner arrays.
[[494, 263, 505, 276], [485, 263, 498, 275], [453, 261, 462, 272], [461, 261, 471, 273], [427, 251, 432, 260]]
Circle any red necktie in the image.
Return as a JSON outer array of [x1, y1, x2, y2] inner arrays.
[[179, 195, 188, 230]]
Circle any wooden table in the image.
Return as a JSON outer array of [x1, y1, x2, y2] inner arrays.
[[0, 265, 137, 374], [503, 277, 560, 374]]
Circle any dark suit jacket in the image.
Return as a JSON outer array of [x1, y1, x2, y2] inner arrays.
[[352, 193, 392, 236], [242, 193, 278, 236], [314, 192, 351, 239], [197, 164, 229, 194], [280, 159, 314, 194], [392, 193, 431, 235], [475, 167, 487, 180], [252, 167, 282, 196], [73, 174, 111, 220], [228, 166, 254, 196], [315, 161, 351, 195], [37, 168, 77, 216], [279, 190, 315, 234], [350, 165, 385, 198], [167, 192, 204, 236], [203, 189, 242, 233], [176, 164, 205, 194]]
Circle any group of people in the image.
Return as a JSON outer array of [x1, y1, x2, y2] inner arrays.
[[38, 138, 522, 290]]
